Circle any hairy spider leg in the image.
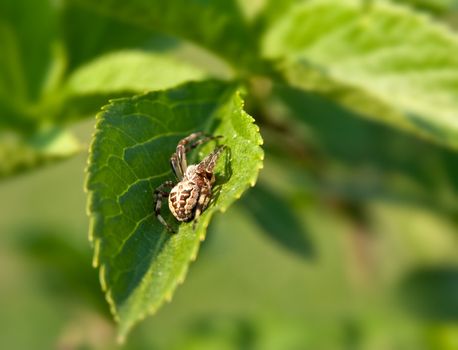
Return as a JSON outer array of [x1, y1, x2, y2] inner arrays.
[[199, 145, 226, 175], [191, 146, 226, 229], [153, 180, 176, 233], [184, 134, 223, 152], [170, 153, 183, 180], [192, 186, 212, 229], [171, 133, 205, 180], [175, 132, 203, 177], [173, 132, 222, 180]]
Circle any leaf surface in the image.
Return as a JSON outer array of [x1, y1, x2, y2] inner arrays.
[[65, 50, 207, 96], [0, 128, 80, 180], [86, 80, 264, 340], [68, 0, 258, 69], [57, 50, 208, 122], [263, 0, 458, 149]]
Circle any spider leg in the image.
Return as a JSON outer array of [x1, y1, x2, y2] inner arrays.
[[177, 132, 205, 148], [153, 181, 176, 233], [199, 145, 226, 174], [175, 132, 222, 177], [170, 154, 183, 180], [175, 132, 203, 177], [184, 134, 222, 152], [192, 186, 211, 229]]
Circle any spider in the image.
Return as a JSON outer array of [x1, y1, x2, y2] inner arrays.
[[153, 132, 225, 233]]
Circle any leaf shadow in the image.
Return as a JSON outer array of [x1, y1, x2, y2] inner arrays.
[[241, 183, 315, 260], [208, 146, 232, 208], [397, 266, 458, 321]]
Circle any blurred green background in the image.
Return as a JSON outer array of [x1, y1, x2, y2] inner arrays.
[[1, 0, 458, 349], [2, 122, 458, 349]]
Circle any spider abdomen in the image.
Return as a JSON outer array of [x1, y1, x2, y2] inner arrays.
[[168, 181, 200, 221]]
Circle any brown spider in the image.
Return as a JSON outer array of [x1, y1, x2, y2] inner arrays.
[[153, 132, 225, 232]]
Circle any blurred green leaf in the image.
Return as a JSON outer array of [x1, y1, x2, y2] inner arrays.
[[256, 0, 300, 29], [399, 0, 458, 14], [60, 2, 169, 71], [65, 50, 207, 96], [399, 267, 458, 321], [263, 0, 458, 149], [56, 50, 208, 122], [0, 1, 81, 179], [68, 0, 259, 69], [0, 0, 58, 102], [0, 128, 81, 180], [86, 80, 264, 340], [273, 85, 458, 216], [241, 183, 314, 259], [0, 0, 61, 133]]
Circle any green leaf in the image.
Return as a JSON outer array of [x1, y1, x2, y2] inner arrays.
[[262, 0, 458, 149], [0, 0, 58, 102], [65, 50, 207, 95], [0, 128, 81, 180], [68, 0, 259, 69], [57, 50, 208, 122], [272, 84, 458, 217], [85, 80, 264, 340], [398, 0, 458, 14], [398, 267, 458, 321], [0, 0, 61, 132], [60, 2, 165, 71], [241, 183, 314, 259]]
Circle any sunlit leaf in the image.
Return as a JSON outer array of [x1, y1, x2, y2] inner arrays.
[[273, 84, 458, 216], [65, 50, 207, 95], [0, 128, 81, 180], [263, 0, 458, 149], [86, 80, 264, 340], [56, 50, 208, 122]]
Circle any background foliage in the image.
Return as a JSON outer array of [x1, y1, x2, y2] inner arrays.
[[1, 0, 458, 349]]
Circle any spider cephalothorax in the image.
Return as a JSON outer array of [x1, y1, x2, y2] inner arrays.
[[153, 132, 224, 232]]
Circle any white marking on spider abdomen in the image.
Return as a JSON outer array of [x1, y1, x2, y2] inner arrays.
[[168, 181, 200, 221]]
